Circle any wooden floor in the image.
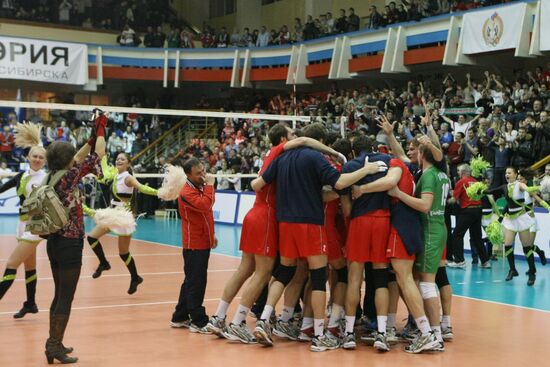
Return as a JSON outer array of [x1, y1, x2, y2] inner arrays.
[[0, 235, 548, 366]]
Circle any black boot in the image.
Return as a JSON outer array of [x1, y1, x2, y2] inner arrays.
[[527, 271, 536, 286], [506, 269, 519, 281], [13, 301, 38, 319], [45, 315, 78, 364], [504, 246, 516, 281], [88, 237, 111, 278], [534, 246, 547, 266], [49, 313, 73, 354], [128, 276, 143, 295], [92, 262, 111, 279]]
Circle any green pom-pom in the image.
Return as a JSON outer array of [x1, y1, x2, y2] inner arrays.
[[470, 156, 491, 178], [466, 181, 487, 201], [486, 220, 504, 246], [97, 156, 117, 184]]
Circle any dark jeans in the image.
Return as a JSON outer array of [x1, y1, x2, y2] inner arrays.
[[46, 235, 83, 316], [172, 249, 210, 327], [451, 207, 489, 263]]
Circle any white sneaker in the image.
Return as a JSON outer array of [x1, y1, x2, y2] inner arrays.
[[170, 320, 190, 328], [386, 327, 399, 344], [454, 261, 467, 269], [442, 326, 454, 341], [342, 332, 356, 350], [480, 261, 492, 269], [205, 316, 226, 336], [446, 261, 457, 267], [189, 323, 213, 334]]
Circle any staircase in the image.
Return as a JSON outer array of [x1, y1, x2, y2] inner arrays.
[[131, 116, 219, 167]]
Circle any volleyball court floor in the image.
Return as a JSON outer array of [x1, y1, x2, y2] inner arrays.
[[0, 216, 548, 366]]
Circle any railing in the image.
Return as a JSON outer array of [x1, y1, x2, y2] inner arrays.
[[131, 119, 186, 165], [531, 154, 550, 171]]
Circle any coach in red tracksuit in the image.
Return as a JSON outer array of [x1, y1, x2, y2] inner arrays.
[[171, 157, 217, 332]]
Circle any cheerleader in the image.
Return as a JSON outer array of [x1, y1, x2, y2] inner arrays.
[[0, 123, 46, 318], [518, 169, 548, 269], [487, 167, 538, 286], [86, 152, 158, 294]]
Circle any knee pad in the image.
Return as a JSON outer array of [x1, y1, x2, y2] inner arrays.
[[336, 266, 348, 284], [435, 267, 449, 289], [387, 271, 396, 283], [419, 281, 438, 300], [274, 264, 296, 286], [372, 268, 389, 290], [309, 267, 327, 291]]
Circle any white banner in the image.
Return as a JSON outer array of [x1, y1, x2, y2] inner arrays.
[[541, 0, 550, 51], [212, 191, 238, 224], [461, 3, 526, 54], [236, 193, 255, 224], [0, 36, 88, 85]]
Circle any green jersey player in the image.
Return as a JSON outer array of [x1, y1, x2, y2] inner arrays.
[[388, 143, 449, 352]]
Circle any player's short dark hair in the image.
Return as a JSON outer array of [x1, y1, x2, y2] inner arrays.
[[419, 144, 436, 165], [325, 132, 340, 146], [302, 123, 327, 142], [268, 123, 289, 146], [351, 136, 374, 156], [332, 138, 351, 159]]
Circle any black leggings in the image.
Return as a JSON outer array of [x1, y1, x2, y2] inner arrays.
[[47, 235, 83, 316]]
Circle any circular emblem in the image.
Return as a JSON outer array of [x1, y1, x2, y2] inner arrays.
[[482, 12, 504, 47]]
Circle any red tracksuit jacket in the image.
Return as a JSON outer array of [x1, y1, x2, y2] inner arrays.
[[178, 180, 215, 250]]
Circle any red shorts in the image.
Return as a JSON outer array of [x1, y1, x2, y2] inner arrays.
[[386, 227, 415, 261], [279, 222, 327, 259], [239, 205, 278, 258], [441, 244, 447, 261], [345, 213, 390, 264], [325, 224, 344, 261]]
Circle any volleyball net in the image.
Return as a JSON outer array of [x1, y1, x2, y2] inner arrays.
[[0, 99, 318, 180]]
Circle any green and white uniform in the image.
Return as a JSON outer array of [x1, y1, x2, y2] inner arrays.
[[414, 166, 450, 274]]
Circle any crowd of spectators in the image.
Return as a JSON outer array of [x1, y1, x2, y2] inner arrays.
[[2, 61, 549, 193], [172, 62, 550, 192], [196, 1, 518, 49], [0, 0, 174, 31]]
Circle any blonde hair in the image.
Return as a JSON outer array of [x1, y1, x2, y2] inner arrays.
[[14, 122, 43, 149]]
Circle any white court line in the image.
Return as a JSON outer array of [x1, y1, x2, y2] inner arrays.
[[453, 294, 550, 314], [127, 237, 242, 260], [0, 297, 240, 316], [0, 253, 181, 262], [10, 269, 237, 282]]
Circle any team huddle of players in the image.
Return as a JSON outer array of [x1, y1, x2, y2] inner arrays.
[[197, 113, 452, 354]]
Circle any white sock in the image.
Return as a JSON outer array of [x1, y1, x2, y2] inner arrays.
[[215, 300, 229, 319], [415, 316, 431, 335], [260, 305, 274, 323], [301, 317, 313, 331], [345, 315, 355, 334], [328, 304, 343, 328], [441, 315, 452, 329], [314, 318, 325, 337], [432, 325, 443, 342], [281, 306, 294, 322], [377, 315, 387, 333], [387, 313, 396, 329], [231, 304, 250, 325]]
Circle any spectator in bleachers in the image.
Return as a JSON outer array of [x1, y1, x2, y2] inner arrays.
[[256, 26, 270, 47], [144, 26, 155, 47], [180, 28, 194, 48], [367, 5, 383, 29], [335, 8, 347, 33], [201, 28, 216, 48], [217, 27, 229, 48], [347, 7, 360, 32], [153, 26, 166, 47], [119, 24, 137, 46], [168, 27, 181, 48], [0, 125, 14, 163], [58, 0, 72, 25]]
